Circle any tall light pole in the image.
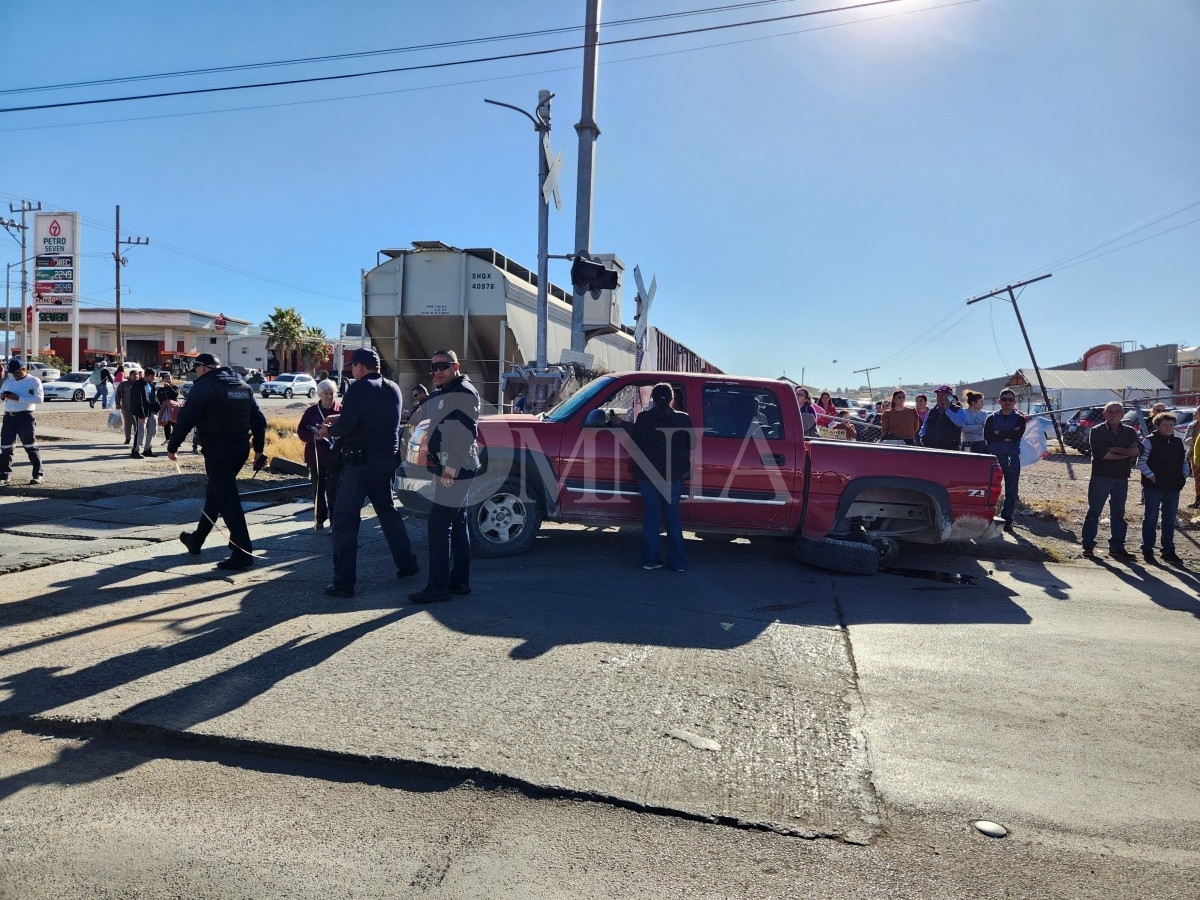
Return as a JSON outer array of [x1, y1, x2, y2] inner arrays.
[[485, 90, 559, 371], [4, 259, 31, 357], [966, 273, 1063, 452]]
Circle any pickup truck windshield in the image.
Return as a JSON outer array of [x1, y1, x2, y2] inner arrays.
[[543, 375, 616, 423]]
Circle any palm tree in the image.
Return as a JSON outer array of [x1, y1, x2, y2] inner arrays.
[[300, 325, 332, 374], [261, 307, 304, 373]]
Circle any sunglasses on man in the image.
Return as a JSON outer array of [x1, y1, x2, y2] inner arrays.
[[429, 361, 454, 373]]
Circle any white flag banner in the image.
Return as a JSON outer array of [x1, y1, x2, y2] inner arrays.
[[1020, 419, 1048, 467]]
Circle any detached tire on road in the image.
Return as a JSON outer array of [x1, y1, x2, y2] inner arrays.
[[794, 534, 881, 576], [468, 474, 542, 558]]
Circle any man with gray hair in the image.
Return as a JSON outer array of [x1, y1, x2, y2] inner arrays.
[[1081, 401, 1141, 561]]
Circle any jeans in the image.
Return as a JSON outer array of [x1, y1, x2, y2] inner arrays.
[[0, 411, 43, 479], [995, 453, 1021, 523], [330, 458, 416, 592], [1141, 486, 1180, 554], [638, 478, 687, 570], [1081, 475, 1129, 550], [94, 383, 110, 408]]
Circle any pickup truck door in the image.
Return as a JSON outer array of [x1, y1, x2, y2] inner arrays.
[[689, 383, 798, 530], [558, 379, 687, 522]]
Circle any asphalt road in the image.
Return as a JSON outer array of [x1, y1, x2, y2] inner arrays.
[[0, 420, 1197, 897]]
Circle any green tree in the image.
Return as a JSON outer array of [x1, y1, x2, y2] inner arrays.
[[300, 325, 331, 373], [261, 307, 304, 372]]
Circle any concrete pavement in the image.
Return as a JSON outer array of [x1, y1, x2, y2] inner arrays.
[[1, 416, 1198, 892]]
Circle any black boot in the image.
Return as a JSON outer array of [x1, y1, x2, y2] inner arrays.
[[179, 531, 203, 555]]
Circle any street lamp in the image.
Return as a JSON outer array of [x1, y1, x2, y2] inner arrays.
[[5, 258, 33, 358], [485, 90, 558, 371]]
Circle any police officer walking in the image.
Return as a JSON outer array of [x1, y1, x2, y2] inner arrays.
[[318, 347, 419, 598], [409, 349, 480, 604], [166, 353, 267, 571], [0, 358, 45, 486]]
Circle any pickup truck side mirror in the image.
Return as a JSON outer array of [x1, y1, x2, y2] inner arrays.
[[583, 408, 607, 428]]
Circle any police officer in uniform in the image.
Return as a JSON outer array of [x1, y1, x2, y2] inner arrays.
[[167, 353, 267, 570], [318, 347, 419, 598], [409, 349, 480, 604]]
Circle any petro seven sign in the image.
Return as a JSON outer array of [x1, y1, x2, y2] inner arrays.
[[33, 213, 79, 313]]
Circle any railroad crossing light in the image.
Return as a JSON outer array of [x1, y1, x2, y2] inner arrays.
[[570, 256, 620, 294]]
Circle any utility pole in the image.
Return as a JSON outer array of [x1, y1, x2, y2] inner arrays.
[[854, 366, 879, 401], [113, 205, 150, 363], [570, 0, 603, 352], [966, 273, 1063, 452], [8, 200, 39, 358]]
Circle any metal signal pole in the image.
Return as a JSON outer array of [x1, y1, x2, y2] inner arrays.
[[966, 273, 1064, 452], [570, 0, 603, 352]]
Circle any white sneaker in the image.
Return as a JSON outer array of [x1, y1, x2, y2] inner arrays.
[[0, 477, 8, 486], [29, 475, 44, 485]]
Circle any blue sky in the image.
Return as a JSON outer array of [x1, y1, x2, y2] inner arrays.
[[1, 0, 1196, 392]]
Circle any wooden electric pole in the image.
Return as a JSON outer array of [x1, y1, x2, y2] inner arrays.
[[113, 205, 149, 362], [966, 273, 1064, 452]]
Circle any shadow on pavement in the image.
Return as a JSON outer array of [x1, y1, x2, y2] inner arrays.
[[1084, 555, 1200, 618]]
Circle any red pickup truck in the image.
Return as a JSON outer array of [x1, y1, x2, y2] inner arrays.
[[398, 372, 1003, 574]]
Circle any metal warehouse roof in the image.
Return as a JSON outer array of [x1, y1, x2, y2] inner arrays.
[[1008, 367, 1170, 392]]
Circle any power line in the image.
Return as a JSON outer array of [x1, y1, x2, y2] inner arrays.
[[1019, 193, 1200, 280], [0, 0, 923, 114], [0, 0, 975, 133], [0, 0, 815, 96]]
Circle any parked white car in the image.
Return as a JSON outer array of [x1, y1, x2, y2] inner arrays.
[[260, 373, 317, 399], [26, 362, 61, 382], [42, 371, 97, 402]]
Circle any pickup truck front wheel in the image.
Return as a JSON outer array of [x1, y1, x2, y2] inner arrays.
[[468, 475, 542, 558], [794, 535, 881, 576]]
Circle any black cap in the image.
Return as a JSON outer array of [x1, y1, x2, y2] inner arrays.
[[349, 347, 379, 369], [193, 353, 220, 369]]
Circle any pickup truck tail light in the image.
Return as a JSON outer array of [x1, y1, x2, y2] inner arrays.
[[1078, 417, 1094, 428], [988, 464, 1004, 507]]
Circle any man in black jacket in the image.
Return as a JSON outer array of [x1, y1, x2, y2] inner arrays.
[[1137, 411, 1187, 565], [409, 349, 480, 604], [129, 369, 160, 458], [167, 354, 267, 570], [318, 347, 419, 598], [918, 385, 962, 450], [1080, 402, 1140, 561]]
